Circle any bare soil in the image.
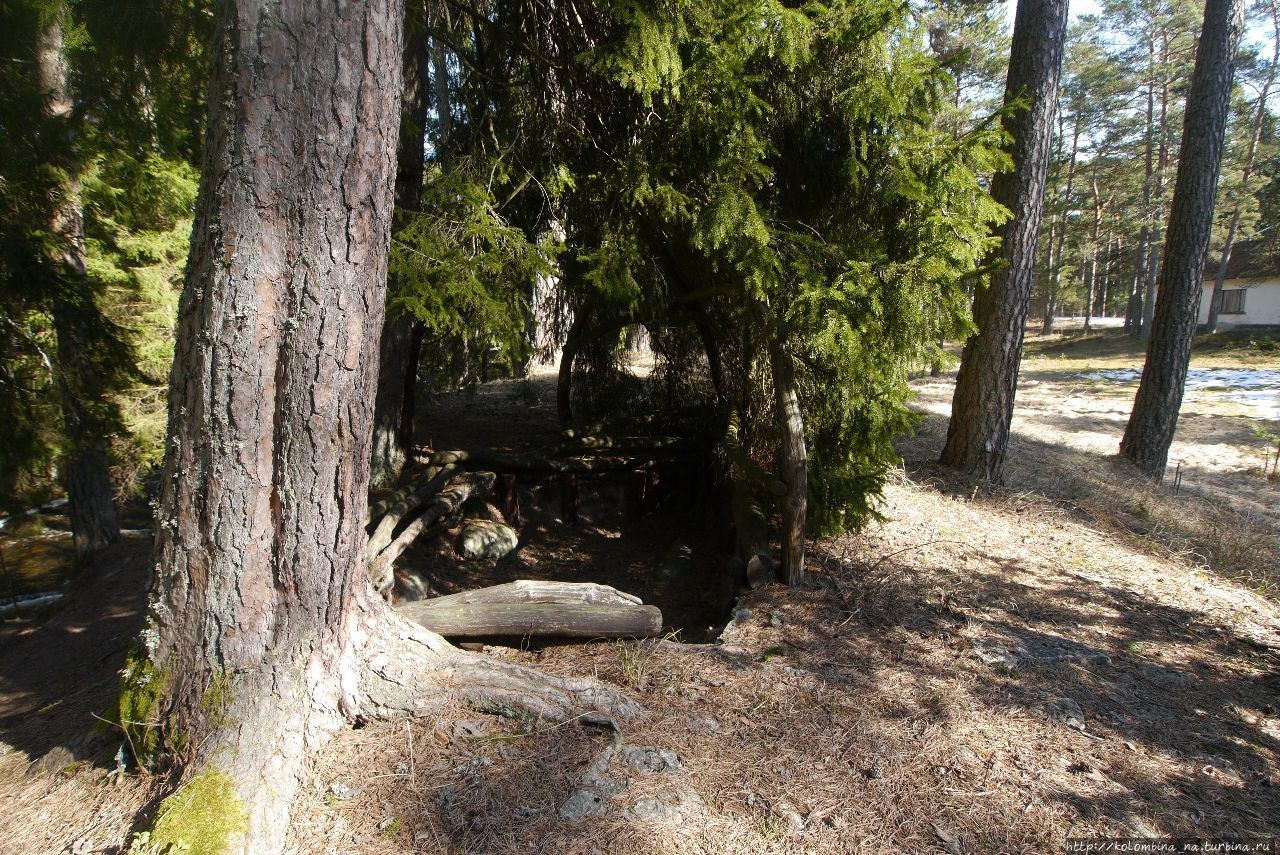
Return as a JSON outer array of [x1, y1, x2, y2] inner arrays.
[[2, 330, 1278, 854]]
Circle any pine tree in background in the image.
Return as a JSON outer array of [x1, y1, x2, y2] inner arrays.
[[1121, 0, 1246, 476], [940, 0, 1069, 482]]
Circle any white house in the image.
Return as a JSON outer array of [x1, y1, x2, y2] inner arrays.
[[1198, 239, 1280, 329]]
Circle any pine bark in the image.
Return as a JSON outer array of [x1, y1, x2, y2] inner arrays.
[[1120, 0, 1245, 477], [38, 7, 120, 558], [144, 8, 635, 851], [370, 21, 430, 487], [145, 1, 407, 849], [940, 0, 1068, 481]]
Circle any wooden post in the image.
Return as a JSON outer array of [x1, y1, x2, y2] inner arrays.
[[560, 473, 578, 525], [498, 473, 520, 525]]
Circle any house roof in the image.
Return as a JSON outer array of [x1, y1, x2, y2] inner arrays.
[[1204, 238, 1280, 282]]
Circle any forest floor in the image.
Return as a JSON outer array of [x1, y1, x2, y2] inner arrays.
[[0, 327, 1277, 854]]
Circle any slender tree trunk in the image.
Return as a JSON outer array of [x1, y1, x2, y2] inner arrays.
[[768, 336, 807, 585], [940, 0, 1069, 481], [141, 5, 633, 853], [1121, 0, 1245, 477], [38, 6, 119, 558], [1044, 115, 1080, 336], [371, 17, 430, 487], [1132, 38, 1158, 339], [1206, 0, 1278, 332], [1141, 42, 1173, 342], [1084, 175, 1104, 333]]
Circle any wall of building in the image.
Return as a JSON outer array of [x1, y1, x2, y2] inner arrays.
[[1197, 277, 1280, 327]]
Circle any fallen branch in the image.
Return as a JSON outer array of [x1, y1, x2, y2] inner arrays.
[[400, 601, 663, 639], [367, 465, 455, 556], [369, 471, 496, 593], [395, 579, 662, 639], [421, 579, 644, 608]]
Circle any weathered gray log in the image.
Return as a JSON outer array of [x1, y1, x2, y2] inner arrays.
[[421, 580, 643, 608], [367, 465, 455, 557], [369, 471, 495, 593], [400, 601, 663, 638], [366, 464, 440, 525]]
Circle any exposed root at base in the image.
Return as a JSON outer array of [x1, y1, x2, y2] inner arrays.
[[357, 608, 642, 727]]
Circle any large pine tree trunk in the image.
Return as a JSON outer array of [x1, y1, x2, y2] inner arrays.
[[38, 7, 119, 558], [940, 0, 1068, 481], [370, 19, 431, 487], [143, 4, 633, 853], [1120, 0, 1245, 477]]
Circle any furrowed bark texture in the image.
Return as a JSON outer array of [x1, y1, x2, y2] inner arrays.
[[940, 0, 1068, 482], [370, 21, 431, 487], [38, 9, 119, 557], [148, 0, 404, 850], [1120, 0, 1244, 476]]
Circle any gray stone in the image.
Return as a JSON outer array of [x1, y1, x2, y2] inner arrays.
[[971, 639, 1023, 668], [630, 796, 681, 823], [627, 787, 704, 824], [29, 745, 75, 777], [558, 788, 608, 821], [618, 746, 680, 773], [774, 800, 805, 832], [1045, 697, 1087, 731], [456, 520, 519, 560]]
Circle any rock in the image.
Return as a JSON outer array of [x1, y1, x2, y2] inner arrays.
[[558, 788, 608, 821], [393, 567, 433, 601], [627, 787, 705, 824], [688, 714, 722, 733], [768, 610, 784, 628], [972, 639, 1022, 668], [329, 781, 359, 800], [774, 800, 805, 832], [1123, 811, 1160, 837], [618, 746, 680, 773], [630, 796, 681, 823], [1045, 697, 1087, 731], [456, 520, 519, 560]]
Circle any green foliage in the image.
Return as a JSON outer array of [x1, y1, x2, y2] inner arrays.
[[0, 0, 205, 507], [390, 163, 551, 385], [545, 0, 1003, 530]]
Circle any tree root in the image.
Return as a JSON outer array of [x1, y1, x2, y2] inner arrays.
[[356, 606, 641, 726]]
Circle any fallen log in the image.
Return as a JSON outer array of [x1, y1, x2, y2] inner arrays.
[[366, 464, 440, 525], [400, 601, 663, 639], [396, 580, 661, 638], [421, 579, 643, 608]]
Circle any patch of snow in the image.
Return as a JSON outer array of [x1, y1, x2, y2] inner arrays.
[[1079, 367, 1280, 420]]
